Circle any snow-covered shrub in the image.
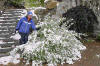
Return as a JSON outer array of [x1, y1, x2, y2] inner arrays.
[[10, 14, 86, 66]]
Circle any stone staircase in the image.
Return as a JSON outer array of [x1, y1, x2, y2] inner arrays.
[[0, 9, 26, 57]]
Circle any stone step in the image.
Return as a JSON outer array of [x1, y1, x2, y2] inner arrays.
[[0, 17, 20, 19], [7, 9, 24, 11], [0, 31, 9, 33], [0, 37, 6, 40], [0, 26, 15, 29], [0, 23, 17, 25], [0, 21, 17, 23], [0, 26, 16, 29], [1, 22, 17, 25], [0, 31, 14, 35], [0, 33, 10, 36], [4, 12, 25, 14], [6, 9, 24, 12], [0, 34, 10, 37], [0, 47, 13, 53], [8, 26, 16, 28], [0, 34, 10, 38], [0, 28, 15, 31], [0, 53, 9, 57], [1, 15, 22, 17], [1, 38, 15, 42], [0, 18, 20, 20], [2, 14, 22, 16], [0, 42, 18, 48], [0, 16, 20, 19], [5, 11, 23, 14], [5, 10, 24, 12], [1, 24, 16, 26], [0, 19, 18, 22], [1, 15, 22, 18], [0, 16, 21, 18]]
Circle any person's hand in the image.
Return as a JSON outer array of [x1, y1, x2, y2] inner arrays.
[[15, 30, 18, 34]]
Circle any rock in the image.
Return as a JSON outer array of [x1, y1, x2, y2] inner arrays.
[[45, 0, 58, 9], [34, 7, 47, 15], [0, 0, 7, 10]]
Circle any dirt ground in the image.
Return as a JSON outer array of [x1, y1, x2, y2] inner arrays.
[[0, 41, 100, 66], [65, 41, 100, 66]]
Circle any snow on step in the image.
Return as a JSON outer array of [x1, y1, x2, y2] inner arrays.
[[0, 47, 13, 53], [0, 19, 17, 22], [0, 40, 6, 44], [0, 16, 20, 19], [0, 30, 8, 31], [0, 42, 16, 48], [0, 54, 20, 65], [0, 53, 9, 57], [0, 33, 9, 35], [0, 37, 6, 40], [2, 14, 21, 16], [3, 22, 16, 24], [4, 12, 25, 14]]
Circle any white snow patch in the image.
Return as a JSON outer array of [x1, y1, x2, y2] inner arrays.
[[2, 14, 12, 15], [0, 54, 20, 65], [0, 30, 8, 31], [0, 40, 6, 44], [0, 37, 6, 40], [0, 19, 17, 21], [30, 10, 38, 20], [96, 54, 100, 58], [44, 0, 49, 3], [10, 33, 21, 40], [35, 7, 46, 10], [21, 9, 27, 17]]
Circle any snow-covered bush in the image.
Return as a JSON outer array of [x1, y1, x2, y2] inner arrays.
[[10, 14, 86, 66]]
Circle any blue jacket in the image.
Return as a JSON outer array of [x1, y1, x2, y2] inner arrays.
[[16, 17, 36, 34]]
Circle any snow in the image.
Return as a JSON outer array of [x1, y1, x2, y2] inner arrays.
[[2, 14, 13, 15], [10, 33, 21, 40], [0, 37, 6, 40], [0, 30, 8, 31], [21, 9, 27, 17], [34, 7, 46, 10], [96, 54, 100, 58], [0, 40, 6, 44], [0, 54, 20, 65], [7, 42, 15, 43], [30, 10, 38, 20], [0, 19, 18, 21], [44, 0, 49, 3], [0, 23, 3, 24]]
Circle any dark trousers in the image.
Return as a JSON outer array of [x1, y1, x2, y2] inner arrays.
[[19, 32, 29, 45]]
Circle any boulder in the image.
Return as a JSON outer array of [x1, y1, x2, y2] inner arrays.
[[44, 0, 58, 9], [34, 7, 47, 15]]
